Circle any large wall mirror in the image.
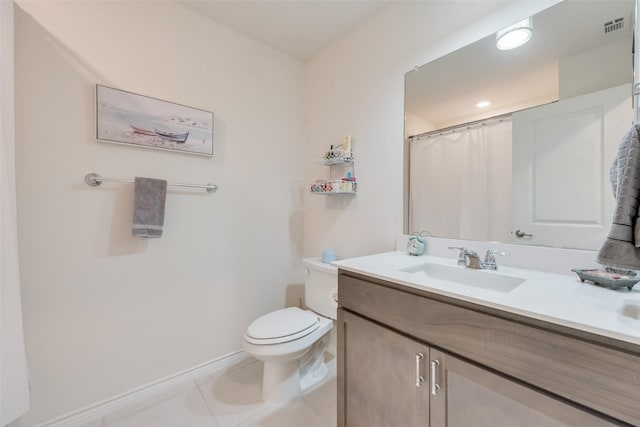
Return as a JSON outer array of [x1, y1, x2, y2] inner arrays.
[[405, 0, 635, 250]]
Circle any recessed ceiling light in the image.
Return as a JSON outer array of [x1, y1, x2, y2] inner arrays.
[[476, 101, 491, 108], [496, 17, 532, 50]]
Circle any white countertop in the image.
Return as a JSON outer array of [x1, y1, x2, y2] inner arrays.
[[333, 251, 640, 347]]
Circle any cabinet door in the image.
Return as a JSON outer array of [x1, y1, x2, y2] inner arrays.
[[338, 309, 430, 427], [429, 349, 624, 427]]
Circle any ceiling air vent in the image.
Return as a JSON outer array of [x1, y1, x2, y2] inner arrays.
[[604, 17, 624, 34]]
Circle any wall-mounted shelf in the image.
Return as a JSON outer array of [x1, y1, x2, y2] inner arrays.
[[310, 148, 357, 196], [310, 179, 357, 195], [322, 149, 354, 166]]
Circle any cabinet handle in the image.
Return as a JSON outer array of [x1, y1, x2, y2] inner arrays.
[[430, 359, 440, 395], [415, 353, 424, 387]]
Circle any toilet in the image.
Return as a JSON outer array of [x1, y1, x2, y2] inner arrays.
[[243, 258, 337, 404]]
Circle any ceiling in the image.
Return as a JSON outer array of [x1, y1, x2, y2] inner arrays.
[[177, 0, 390, 61]]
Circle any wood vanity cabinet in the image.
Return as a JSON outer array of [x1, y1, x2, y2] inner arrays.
[[337, 271, 640, 427], [339, 309, 430, 426]]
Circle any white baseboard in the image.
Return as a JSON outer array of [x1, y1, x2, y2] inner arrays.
[[34, 350, 250, 427]]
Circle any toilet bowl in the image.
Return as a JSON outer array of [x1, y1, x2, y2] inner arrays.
[[243, 258, 337, 404]]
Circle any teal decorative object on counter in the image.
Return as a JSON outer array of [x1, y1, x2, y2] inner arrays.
[[407, 232, 426, 256]]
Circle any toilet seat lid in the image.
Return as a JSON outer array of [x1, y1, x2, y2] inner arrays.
[[246, 307, 319, 343]]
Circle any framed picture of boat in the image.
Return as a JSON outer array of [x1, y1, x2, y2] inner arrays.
[[95, 84, 214, 156]]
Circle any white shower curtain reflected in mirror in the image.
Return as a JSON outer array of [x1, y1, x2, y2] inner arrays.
[[409, 118, 512, 243], [1, 1, 30, 424]]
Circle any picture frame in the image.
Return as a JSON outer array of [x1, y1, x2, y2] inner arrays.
[[95, 84, 214, 156]]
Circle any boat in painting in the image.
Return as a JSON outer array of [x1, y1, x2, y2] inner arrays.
[[130, 125, 156, 136], [154, 129, 189, 143]]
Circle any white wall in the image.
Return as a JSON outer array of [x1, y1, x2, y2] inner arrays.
[[13, 1, 304, 424], [404, 112, 434, 137], [303, 0, 561, 260], [559, 38, 632, 99], [1, 1, 30, 424]]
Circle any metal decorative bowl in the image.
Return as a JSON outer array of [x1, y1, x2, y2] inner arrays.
[[572, 269, 639, 291]]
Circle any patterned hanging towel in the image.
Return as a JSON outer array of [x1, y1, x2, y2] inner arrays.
[[597, 123, 640, 269]]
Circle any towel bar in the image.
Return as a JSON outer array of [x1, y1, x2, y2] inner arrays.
[[84, 173, 218, 194]]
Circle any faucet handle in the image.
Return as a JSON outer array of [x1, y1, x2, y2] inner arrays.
[[448, 246, 468, 266], [486, 248, 509, 256], [483, 249, 509, 270]]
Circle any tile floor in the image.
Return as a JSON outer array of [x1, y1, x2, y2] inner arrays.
[[94, 357, 337, 427]]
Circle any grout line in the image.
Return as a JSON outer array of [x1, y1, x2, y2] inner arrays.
[[303, 396, 327, 419], [195, 379, 220, 426], [303, 391, 336, 427]]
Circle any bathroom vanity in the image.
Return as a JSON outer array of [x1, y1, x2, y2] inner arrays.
[[335, 253, 640, 427]]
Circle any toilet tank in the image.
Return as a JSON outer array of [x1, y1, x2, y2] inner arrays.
[[303, 258, 338, 319]]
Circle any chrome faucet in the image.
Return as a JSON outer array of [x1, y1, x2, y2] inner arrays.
[[449, 247, 509, 270], [464, 250, 483, 269], [483, 249, 509, 270], [448, 247, 483, 269], [449, 246, 468, 266]]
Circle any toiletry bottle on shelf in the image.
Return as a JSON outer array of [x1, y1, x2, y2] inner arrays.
[[341, 172, 356, 192], [343, 134, 351, 158]]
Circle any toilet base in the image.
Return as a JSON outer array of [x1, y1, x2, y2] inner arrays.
[[261, 334, 331, 404], [262, 359, 329, 405], [262, 360, 301, 404], [245, 316, 333, 405], [300, 361, 328, 391]]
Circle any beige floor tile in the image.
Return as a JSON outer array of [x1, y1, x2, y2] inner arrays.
[[194, 355, 258, 386], [104, 387, 218, 427], [198, 361, 268, 427], [236, 399, 331, 427], [304, 378, 336, 422], [101, 354, 338, 427], [103, 380, 197, 425], [303, 358, 337, 410], [316, 401, 337, 427], [303, 358, 337, 427]]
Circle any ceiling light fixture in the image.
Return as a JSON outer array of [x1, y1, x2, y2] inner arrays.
[[496, 17, 532, 50], [476, 101, 491, 108]]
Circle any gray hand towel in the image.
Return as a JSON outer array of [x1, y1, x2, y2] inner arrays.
[[597, 123, 640, 269], [132, 177, 167, 238]]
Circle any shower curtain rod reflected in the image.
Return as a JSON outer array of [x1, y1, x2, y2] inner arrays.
[[408, 112, 513, 141], [84, 173, 219, 194]]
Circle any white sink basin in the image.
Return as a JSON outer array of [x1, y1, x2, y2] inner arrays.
[[399, 262, 526, 293]]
